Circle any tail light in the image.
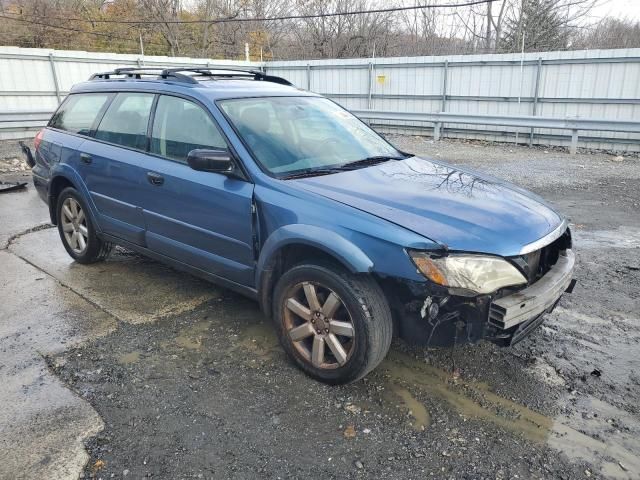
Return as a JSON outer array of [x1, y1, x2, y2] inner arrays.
[[34, 129, 45, 151]]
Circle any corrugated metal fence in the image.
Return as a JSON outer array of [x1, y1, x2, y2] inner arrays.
[[0, 46, 258, 140], [2, 46, 639, 151], [265, 49, 640, 152]]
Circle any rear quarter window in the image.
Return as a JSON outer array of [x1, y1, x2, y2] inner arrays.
[[49, 93, 112, 135]]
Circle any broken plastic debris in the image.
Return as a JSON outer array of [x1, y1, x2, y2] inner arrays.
[[91, 459, 106, 473], [0, 181, 27, 193]]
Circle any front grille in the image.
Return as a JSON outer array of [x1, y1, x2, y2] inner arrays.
[[512, 227, 572, 284], [523, 249, 541, 282]]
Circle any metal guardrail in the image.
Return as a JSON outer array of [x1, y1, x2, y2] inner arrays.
[[3, 47, 640, 151], [0, 111, 53, 133], [3, 109, 639, 154], [352, 110, 640, 154]]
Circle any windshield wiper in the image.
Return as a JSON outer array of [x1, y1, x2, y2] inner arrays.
[[339, 155, 408, 170], [280, 167, 346, 180], [281, 155, 411, 180]]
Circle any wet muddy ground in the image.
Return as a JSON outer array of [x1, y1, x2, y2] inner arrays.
[[0, 138, 639, 479]]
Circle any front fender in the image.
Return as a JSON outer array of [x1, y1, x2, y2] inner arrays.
[[255, 224, 375, 316], [256, 224, 374, 284]]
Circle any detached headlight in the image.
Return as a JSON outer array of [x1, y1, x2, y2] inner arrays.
[[408, 250, 526, 295]]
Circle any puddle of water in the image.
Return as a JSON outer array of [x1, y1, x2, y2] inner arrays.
[[548, 308, 640, 387], [164, 319, 213, 351], [549, 396, 640, 480], [229, 324, 550, 441], [381, 350, 553, 443], [381, 352, 640, 478], [227, 317, 640, 478], [551, 422, 638, 480], [387, 384, 430, 431], [117, 351, 141, 364]]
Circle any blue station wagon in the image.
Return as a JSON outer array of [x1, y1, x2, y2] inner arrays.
[[26, 67, 575, 384]]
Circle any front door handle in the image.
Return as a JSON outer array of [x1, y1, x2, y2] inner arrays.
[[147, 172, 164, 186], [80, 153, 92, 164]]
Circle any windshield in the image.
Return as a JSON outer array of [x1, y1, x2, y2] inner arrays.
[[218, 96, 403, 177]]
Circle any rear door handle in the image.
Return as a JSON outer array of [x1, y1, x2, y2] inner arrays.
[[79, 153, 92, 164], [147, 172, 164, 186]]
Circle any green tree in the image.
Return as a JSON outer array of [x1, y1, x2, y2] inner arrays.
[[501, 0, 569, 53]]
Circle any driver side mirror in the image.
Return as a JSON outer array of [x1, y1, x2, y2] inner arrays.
[[187, 149, 234, 174]]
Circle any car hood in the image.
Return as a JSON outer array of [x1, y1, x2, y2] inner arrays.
[[292, 156, 564, 256]]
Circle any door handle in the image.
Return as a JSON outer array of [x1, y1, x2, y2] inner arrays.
[[79, 153, 92, 164], [147, 172, 164, 186]]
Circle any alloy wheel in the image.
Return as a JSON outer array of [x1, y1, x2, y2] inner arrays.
[[60, 197, 88, 254], [283, 281, 355, 369]]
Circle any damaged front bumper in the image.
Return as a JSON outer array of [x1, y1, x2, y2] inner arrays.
[[490, 250, 575, 328], [387, 249, 576, 347]]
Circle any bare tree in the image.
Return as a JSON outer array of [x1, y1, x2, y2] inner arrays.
[[572, 17, 640, 49], [289, 0, 397, 59], [0, 0, 625, 59], [138, 0, 184, 55]]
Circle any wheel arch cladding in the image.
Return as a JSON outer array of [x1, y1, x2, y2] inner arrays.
[[49, 167, 99, 231], [48, 175, 76, 224], [256, 224, 374, 316]]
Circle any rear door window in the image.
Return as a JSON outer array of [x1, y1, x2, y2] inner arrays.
[[151, 95, 228, 163], [95, 92, 155, 150], [49, 93, 112, 136]]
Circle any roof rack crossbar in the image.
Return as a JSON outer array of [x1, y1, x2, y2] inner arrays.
[[90, 68, 197, 84], [89, 66, 292, 86]]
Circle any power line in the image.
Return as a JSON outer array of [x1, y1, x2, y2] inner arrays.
[[0, 14, 169, 47], [3, 1, 497, 26]]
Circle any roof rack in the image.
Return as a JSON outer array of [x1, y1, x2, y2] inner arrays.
[[89, 67, 293, 86]]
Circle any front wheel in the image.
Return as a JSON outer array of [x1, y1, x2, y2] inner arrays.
[[273, 263, 393, 384]]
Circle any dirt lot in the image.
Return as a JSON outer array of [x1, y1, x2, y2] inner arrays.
[[0, 137, 638, 479]]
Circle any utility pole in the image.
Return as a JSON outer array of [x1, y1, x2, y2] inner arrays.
[[485, 0, 492, 51]]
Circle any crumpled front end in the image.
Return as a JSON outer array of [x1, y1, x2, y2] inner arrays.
[[382, 227, 575, 347]]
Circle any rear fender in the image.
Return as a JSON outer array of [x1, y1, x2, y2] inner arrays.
[[48, 164, 100, 231]]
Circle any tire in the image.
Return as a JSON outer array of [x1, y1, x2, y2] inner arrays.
[[273, 262, 393, 384], [56, 187, 112, 264]]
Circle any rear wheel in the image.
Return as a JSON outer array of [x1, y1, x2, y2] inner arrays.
[[273, 263, 393, 384], [57, 187, 112, 263]]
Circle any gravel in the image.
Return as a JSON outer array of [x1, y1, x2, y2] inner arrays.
[[2, 135, 639, 479]]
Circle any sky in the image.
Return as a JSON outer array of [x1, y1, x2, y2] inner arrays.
[[590, 0, 640, 20]]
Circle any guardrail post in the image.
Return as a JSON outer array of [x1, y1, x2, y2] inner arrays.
[[441, 60, 448, 112], [529, 57, 542, 146], [570, 129, 579, 154], [48, 53, 62, 105], [306, 64, 311, 90], [367, 62, 373, 109], [440, 60, 448, 140], [434, 122, 441, 141]]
